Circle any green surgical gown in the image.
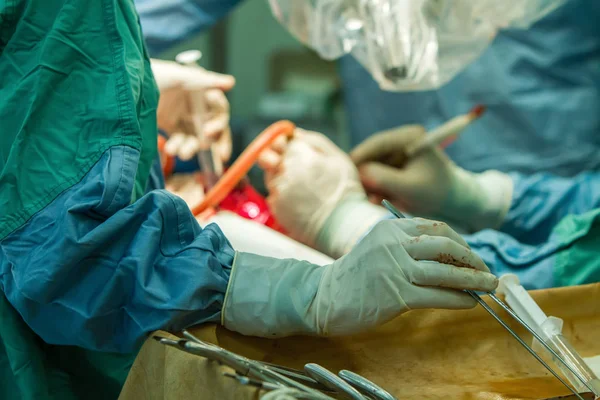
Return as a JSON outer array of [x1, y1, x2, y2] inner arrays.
[[0, 0, 159, 398]]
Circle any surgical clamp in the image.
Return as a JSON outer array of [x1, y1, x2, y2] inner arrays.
[[180, 330, 396, 399], [180, 330, 325, 389], [338, 370, 397, 400], [154, 336, 333, 399], [304, 363, 366, 400], [223, 372, 281, 391]]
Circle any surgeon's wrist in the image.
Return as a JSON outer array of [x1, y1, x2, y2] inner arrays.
[[316, 194, 390, 258], [447, 168, 514, 232], [222, 252, 326, 337]]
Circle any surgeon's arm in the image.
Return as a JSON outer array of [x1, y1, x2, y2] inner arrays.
[[500, 171, 600, 244], [135, 0, 245, 56], [0, 146, 234, 353], [1, 145, 498, 352], [351, 126, 600, 241]]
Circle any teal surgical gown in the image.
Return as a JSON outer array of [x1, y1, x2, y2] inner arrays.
[[0, 0, 234, 398], [464, 172, 600, 290]]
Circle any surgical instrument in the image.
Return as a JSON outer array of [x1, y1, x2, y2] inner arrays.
[[257, 361, 394, 399], [154, 335, 334, 399], [223, 372, 281, 391], [367, 106, 486, 169], [304, 363, 366, 400], [223, 373, 338, 400], [497, 276, 600, 395], [156, 337, 260, 378], [544, 393, 596, 400], [184, 329, 396, 398], [467, 292, 586, 400], [183, 329, 309, 381], [250, 357, 392, 400], [175, 49, 223, 190], [181, 330, 326, 390], [381, 199, 589, 400], [486, 293, 597, 395], [404, 105, 486, 158], [338, 370, 397, 400], [381, 200, 403, 219]]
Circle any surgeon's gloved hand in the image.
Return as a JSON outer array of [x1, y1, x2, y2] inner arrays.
[[350, 125, 514, 233], [151, 58, 235, 162], [258, 128, 390, 258], [222, 218, 498, 338]]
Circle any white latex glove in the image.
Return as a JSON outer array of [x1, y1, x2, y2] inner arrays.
[[350, 125, 514, 233], [151, 58, 234, 162], [222, 218, 498, 338], [258, 128, 389, 258]]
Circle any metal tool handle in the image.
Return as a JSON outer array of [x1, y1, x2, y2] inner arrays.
[[184, 341, 330, 398], [304, 363, 366, 400], [182, 330, 324, 390], [338, 370, 397, 400], [177, 339, 254, 376], [487, 293, 597, 396], [468, 291, 585, 400], [159, 336, 333, 399], [381, 200, 405, 219], [223, 372, 281, 391], [175, 49, 223, 188]]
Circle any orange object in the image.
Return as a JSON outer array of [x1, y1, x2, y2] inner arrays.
[[191, 120, 296, 216], [157, 135, 175, 178], [470, 104, 486, 119], [218, 177, 285, 234]]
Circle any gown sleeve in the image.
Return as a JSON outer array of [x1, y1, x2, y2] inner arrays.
[[0, 146, 235, 353], [499, 171, 600, 244]]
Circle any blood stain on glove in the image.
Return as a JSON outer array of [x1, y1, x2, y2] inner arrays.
[[416, 221, 442, 233], [434, 254, 475, 269]]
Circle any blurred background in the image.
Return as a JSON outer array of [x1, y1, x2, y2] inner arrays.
[[157, 0, 349, 194]]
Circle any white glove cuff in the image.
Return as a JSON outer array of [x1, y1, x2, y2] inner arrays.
[[451, 168, 514, 232], [316, 195, 391, 259], [475, 170, 514, 227], [222, 252, 326, 337]]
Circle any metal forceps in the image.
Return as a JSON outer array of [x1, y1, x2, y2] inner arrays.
[[179, 330, 324, 390], [381, 200, 594, 400], [303, 363, 397, 400], [172, 330, 396, 399], [338, 370, 397, 400], [153, 334, 333, 399], [182, 331, 397, 399], [254, 359, 395, 400]]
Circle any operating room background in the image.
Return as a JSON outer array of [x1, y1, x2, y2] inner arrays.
[[158, 0, 349, 194]]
